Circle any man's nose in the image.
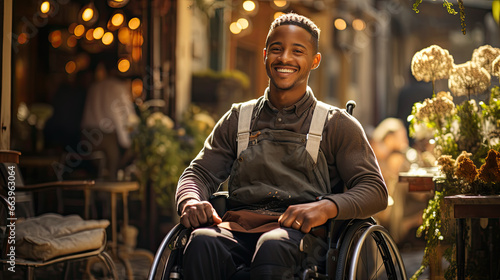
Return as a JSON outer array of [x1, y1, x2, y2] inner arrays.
[[278, 49, 293, 63]]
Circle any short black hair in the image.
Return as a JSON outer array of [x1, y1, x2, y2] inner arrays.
[[265, 13, 320, 53]]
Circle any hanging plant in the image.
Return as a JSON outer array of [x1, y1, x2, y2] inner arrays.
[[412, 0, 467, 34]]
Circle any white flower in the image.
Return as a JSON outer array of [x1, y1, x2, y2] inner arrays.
[[448, 61, 491, 97], [147, 112, 174, 129], [411, 45, 454, 82], [492, 55, 500, 78], [471, 45, 500, 74]]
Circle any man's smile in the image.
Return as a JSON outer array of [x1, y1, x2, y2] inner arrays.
[[275, 66, 297, 74]]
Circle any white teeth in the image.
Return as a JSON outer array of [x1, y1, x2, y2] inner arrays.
[[277, 68, 295, 73]]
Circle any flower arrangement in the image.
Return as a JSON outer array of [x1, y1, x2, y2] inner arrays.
[[131, 104, 215, 212], [408, 44, 500, 279]]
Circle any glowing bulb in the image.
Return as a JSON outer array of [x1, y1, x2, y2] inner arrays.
[[131, 78, 143, 98], [65, 61, 77, 74], [273, 1, 287, 8], [242, 1, 256, 12], [82, 8, 94, 22], [237, 18, 249, 29], [128, 17, 140, 30], [352, 19, 366, 31], [118, 58, 130, 72], [274, 12, 285, 20], [111, 13, 124, 26], [74, 24, 85, 37], [334, 18, 347, 30], [93, 27, 104, 39], [102, 32, 114, 45], [86, 29, 94, 41], [118, 27, 130, 44], [229, 22, 242, 34], [40, 1, 50, 14]]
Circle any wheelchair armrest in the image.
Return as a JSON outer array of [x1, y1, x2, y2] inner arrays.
[[209, 191, 228, 217]]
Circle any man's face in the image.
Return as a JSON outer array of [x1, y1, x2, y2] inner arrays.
[[264, 24, 321, 93]]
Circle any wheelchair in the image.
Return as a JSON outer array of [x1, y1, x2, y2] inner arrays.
[[148, 101, 407, 279], [147, 192, 407, 280]]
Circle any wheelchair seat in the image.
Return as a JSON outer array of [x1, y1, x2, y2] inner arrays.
[[148, 191, 407, 280]]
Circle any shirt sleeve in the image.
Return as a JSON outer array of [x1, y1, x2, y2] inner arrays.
[[175, 105, 240, 212], [322, 109, 388, 220]]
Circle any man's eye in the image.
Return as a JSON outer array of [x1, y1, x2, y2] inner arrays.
[[294, 49, 304, 54]]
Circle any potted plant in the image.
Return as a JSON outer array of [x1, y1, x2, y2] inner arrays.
[[408, 44, 500, 279]]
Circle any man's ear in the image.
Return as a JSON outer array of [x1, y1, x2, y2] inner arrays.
[[263, 48, 267, 64], [312, 52, 322, 69]]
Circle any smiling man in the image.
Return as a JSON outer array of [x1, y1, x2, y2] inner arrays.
[[176, 13, 387, 279]]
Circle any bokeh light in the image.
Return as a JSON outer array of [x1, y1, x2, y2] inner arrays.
[[334, 18, 347, 30], [102, 32, 114, 45]]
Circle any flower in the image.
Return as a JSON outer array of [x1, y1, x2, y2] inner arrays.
[[146, 112, 174, 129], [477, 149, 500, 183], [471, 45, 500, 74], [455, 151, 477, 183], [492, 56, 500, 78], [411, 45, 454, 83], [448, 61, 491, 98], [437, 154, 455, 177], [131, 105, 214, 211]]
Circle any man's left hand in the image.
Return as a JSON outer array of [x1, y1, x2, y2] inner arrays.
[[278, 199, 338, 233]]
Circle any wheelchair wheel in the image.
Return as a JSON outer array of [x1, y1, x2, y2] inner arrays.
[[335, 220, 407, 280], [148, 224, 191, 280]]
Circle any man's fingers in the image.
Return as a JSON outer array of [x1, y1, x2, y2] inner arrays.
[[180, 200, 221, 229], [212, 208, 223, 224]]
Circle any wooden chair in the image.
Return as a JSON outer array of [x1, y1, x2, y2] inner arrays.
[[0, 150, 117, 279]]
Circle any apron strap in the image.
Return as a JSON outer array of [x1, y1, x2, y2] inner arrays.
[[306, 101, 331, 164], [237, 100, 257, 157]]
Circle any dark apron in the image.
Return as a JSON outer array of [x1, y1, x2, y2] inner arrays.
[[227, 128, 331, 213]]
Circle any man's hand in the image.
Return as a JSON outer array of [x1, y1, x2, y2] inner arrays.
[[278, 199, 338, 233], [180, 199, 223, 229]]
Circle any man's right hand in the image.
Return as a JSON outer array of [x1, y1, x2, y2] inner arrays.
[[179, 199, 223, 229]]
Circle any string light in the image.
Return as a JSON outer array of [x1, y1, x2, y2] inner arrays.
[[118, 58, 130, 72], [40, 1, 51, 14], [93, 27, 104, 39], [65, 61, 77, 74], [334, 18, 347, 30], [352, 19, 366, 31], [102, 32, 114, 45], [128, 17, 141, 30], [74, 24, 85, 37], [242, 1, 256, 12]]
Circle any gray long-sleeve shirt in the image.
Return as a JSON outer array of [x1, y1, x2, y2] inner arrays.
[[176, 89, 388, 220]]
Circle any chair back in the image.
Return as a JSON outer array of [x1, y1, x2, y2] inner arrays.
[[0, 163, 34, 218]]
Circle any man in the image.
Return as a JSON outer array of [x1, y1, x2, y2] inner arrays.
[[176, 13, 387, 279], [81, 60, 137, 180]]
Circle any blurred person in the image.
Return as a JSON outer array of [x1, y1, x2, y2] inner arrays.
[[44, 69, 92, 152], [371, 118, 422, 244], [81, 59, 137, 180]]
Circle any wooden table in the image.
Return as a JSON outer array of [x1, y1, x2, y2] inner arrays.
[[92, 181, 139, 255], [91, 181, 153, 279], [399, 167, 438, 192], [444, 195, 500, 280]]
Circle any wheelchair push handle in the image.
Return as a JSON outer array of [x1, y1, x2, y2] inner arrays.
[[346, 100, 356, 116]]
